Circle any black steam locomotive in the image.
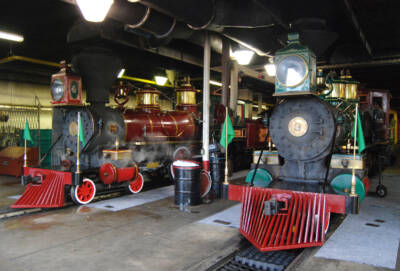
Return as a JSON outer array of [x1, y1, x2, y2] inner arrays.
[[228, 33, 389, 252]]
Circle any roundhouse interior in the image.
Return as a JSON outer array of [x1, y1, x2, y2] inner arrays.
[[0, 1, 399, 271]]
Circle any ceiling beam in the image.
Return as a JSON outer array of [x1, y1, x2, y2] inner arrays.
[[318, 58, 400, 69], [343, 0, 373, 57], [252, 0, 289, 31]]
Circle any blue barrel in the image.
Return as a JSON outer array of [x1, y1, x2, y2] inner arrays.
[[172, 160, 201, 206], [210, 153, 225, 198]]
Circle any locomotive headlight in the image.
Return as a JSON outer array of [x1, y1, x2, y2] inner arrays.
[[51, 79, 65, 102], [276, 55, 308, 87]]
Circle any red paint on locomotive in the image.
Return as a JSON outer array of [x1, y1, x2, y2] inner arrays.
[[123, 86, 197, 141]]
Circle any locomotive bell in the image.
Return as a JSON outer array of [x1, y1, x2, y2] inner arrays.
[[343, 70, 359, 100], [274, 33, 317, 95], [51, 61, 82, 105], [176, 83, 198, 115], [135, 86, 161, 113]]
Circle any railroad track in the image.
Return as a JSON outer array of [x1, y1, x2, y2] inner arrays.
[[206, 214, 345, 271], [0, 176, 174, 220], [207, 245, 303, 271], [0, 191, 123, 220]]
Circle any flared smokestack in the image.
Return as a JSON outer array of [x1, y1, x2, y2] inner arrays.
[[72, 48, 122, 104]]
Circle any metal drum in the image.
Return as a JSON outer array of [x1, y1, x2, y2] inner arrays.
[[172, 160, 201, 206], [210, 153, 225, 198]]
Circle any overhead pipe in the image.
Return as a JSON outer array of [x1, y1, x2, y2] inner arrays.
[[108, 2, 176, 38], [138, 0, 215, 30], [319, 58, 400, 69], [137, 0, 274, 57], [0, 55, 60, 68], [67, 5, 274, 85], [64, 0, 177, 39]]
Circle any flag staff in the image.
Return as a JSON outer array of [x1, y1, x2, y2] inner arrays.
[[23, 117, 28, 167], [350, 104, 358, 197], [76, 112, 81, 174], [224, 106, 229, 185]]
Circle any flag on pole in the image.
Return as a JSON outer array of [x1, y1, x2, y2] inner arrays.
[[78, 114, 86, 147], [220, 111, 235, 148], [351, 110, 366, 153], [23, 119, 33, 143]]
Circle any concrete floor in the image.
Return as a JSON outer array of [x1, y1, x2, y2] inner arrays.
[[0, 174, 244, 271], [294, 170, 400, 271], [0, 168, 398, 271], [0, 175, 24, 209]]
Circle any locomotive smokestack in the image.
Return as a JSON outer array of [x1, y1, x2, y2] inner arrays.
[[72, 48, 121, 104]]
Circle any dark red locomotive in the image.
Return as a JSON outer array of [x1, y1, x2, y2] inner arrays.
[[12, 50, 200, 208]]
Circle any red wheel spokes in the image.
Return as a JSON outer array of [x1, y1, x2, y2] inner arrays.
[[77, 181, 95, 202], [129, 174, 143, 193]]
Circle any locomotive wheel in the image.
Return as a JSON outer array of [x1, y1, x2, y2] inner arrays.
[[376, 184, 387, 198], [70, 178, 96, 205], [128, 173, 144, 194], [200, 170, 212, 198], [170, 164, 175, 181]]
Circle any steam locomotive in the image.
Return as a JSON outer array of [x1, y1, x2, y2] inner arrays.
[[12, 50, 201, 208], [227, 33, 390, 251]]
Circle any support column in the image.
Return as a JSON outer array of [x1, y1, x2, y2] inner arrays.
[[229, 61, 239, 117], [202, 32, 211, 172], [221, 38, 231, 107], [257, 94, 263, 114]]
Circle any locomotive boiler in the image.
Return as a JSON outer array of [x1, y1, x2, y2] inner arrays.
[[12, 49, 199, 208], [227, 33, 377, 252]]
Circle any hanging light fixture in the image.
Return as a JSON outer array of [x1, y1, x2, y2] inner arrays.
[[209, 80, 222, 87], [76, 0, 114, 22], [231, 49, 254, 65], [264, 57, 276, 77], [0, 30, 24, 42], [154, 75, 168, 86], [117, 68, 125, 78]]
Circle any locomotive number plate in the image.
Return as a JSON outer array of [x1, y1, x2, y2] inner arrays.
[[288, 117, 308, 137]]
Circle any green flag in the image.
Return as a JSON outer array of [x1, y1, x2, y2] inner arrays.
[[78, 114, 86, 147], [23, 119, 33, 143], [220, 111, 235, 148], [351, 110, 366, 153]]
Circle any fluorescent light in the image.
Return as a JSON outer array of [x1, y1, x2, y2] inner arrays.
[[117, 68, 125, 78], [0, 31, 24, 42], [76, 0, 114, 22], [209, 80, 222, 87], [231, 49, 254, 65], [128, 0, 141, 2], [264, 63, 276, 77], [155, 76, 168, 86]]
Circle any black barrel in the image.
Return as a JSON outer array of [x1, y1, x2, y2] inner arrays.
[[172, 160, 202, 206], [210, 153, 225, 198]]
